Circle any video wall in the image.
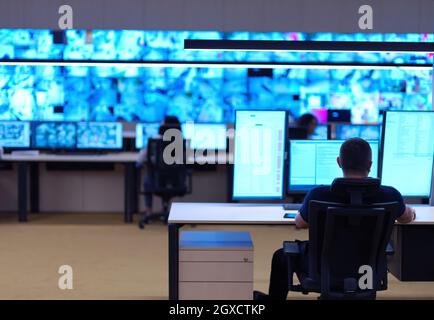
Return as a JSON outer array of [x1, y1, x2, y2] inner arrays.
[[0, 30, 432, 123]]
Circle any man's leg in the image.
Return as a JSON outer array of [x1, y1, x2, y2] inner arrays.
[[268, 248, 291, 300]]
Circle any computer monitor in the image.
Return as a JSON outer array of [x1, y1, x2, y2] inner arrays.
[[327, 109, 351, 123], [135, 122, 160, 149], [31, 122, 77, 150], [232, 110, 287, 199], [288, 140, 379, 192], [380, 111, 434, 197], [311, 125, 329, 140], [77, 122, 123, 150], [0, 121, 30, 148], [181, 123, 227, 150], [335, 124, 381, 140]]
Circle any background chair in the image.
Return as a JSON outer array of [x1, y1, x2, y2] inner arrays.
[[138, 138, 192, 228], [284, 178, 399, 300]]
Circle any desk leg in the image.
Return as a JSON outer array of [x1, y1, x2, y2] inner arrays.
[[30, 162, 39, 213], [169, 223, 181, 300], [124, 163, 135, 223], [17, 162, 28, 222]]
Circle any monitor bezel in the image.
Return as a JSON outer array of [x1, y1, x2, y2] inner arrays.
[[76, 121, 124, 151], [31, 121, 78, 151], [287, 139, 380, 194], [0, 121, 31, 150], [379, 110, 434, 198], [232, 109, 288, 200]]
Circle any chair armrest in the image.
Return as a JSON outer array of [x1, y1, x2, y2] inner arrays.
[[283, 241, 301, 256], [386, 242, 394, 256]]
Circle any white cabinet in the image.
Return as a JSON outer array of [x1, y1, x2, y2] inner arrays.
[[179, 230, 254, 300]]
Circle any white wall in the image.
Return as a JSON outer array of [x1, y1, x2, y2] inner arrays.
[[0, 0, 433, 33]]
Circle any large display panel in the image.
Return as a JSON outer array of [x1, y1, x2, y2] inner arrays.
[[181, 123, 227, 150], [380, 111, 434, 197], [288, 140, 379, 192], [335, 124, 381, 140], [0, 30, 432, 124], [31, 122, 77, 149], [0, 121, 30, 148], [233, 110, 286, 199], [135, 122, 160, 149], [76, 122, 123, 150]]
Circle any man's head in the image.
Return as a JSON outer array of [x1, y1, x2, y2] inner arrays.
[[337, 138, 373, 178]]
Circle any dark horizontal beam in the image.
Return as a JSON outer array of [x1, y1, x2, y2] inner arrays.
[[184, 40, 434, 53], [0, 59, 431, 70]]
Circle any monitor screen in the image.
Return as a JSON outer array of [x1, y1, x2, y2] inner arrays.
[[311, 125, 329, 140], [181, 123, 227, 150], [32, 122, 77, 149], [135, 122, 160, 149], [233, 110, 287, 199], [0, 121, 30, 148], [288, 140, 379, 192], [77, 122, 123, 150], [380, 111, 434, 197], [335, 124, 381, 140]]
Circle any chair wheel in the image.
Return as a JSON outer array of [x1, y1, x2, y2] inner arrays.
[[138, 221, 145, 229]]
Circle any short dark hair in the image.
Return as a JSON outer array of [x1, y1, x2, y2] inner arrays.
[[296, 113, 318, 128], [339, 138, 372, 174], [159, 116, 181, 135]]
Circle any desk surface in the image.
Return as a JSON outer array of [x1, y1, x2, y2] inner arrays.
[[168, 202, 434, 225], [169, 203, 295, 225], [0, 152, 232, 164], [0, 152, 139, 163]]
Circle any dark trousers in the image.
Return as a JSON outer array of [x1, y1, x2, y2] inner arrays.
[[143, 175, 154, 209], [269, 241, 309, 300]]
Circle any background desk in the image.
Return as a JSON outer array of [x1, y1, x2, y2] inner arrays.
[[168, 203, 434, 300], [1, 152, 139, 223], [0, 153, 232, 223]]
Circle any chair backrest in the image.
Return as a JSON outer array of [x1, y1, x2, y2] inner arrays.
[[306, 178, 399, 299], [147, 138, 189, 196], [288, 127, 308, 139]]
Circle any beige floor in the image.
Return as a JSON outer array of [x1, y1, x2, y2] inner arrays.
[[0, 212, 433, 300]]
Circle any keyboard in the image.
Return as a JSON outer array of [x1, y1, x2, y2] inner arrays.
[[282, 203, 302, 211]]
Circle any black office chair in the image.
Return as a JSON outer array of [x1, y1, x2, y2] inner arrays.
[[138, 138, 192, 228], [288, 127, 308, 139], [284, 178, 399, 300]]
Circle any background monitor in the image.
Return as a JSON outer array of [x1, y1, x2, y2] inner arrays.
[[182, 123, 227, 150], [380, 111, 434, 197], [135, 122, 160, 149], [327, 109, 351, 123], [32, 122, 77, 149], [232, 110, 287, 199], [335, 124, 381, 140], [0, 121, 30, 148], [311, 124, 329, 140], [77, 122, 123, 150], [288, 140, 379, 192]]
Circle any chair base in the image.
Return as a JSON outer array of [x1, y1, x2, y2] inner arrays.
[[138, 211, 169, 229]]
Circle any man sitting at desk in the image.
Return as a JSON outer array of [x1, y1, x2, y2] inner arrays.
[[258, 137, 416, 300]]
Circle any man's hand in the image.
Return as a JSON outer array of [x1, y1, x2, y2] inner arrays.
[[397, 205, 416, 224], [295, 213, 309, 229]]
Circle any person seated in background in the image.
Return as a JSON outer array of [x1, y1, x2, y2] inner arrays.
[[136, 115, 181, 219], [296, 113, 318, 138], [256, 137, 416, 300]]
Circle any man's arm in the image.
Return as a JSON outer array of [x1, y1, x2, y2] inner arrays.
[[295, 213, 309, 229], [397, 205, 416, 224]]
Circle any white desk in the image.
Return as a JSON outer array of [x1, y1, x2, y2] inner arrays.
[[168, 202, 434, 299], [0, 152, 140, 222]]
